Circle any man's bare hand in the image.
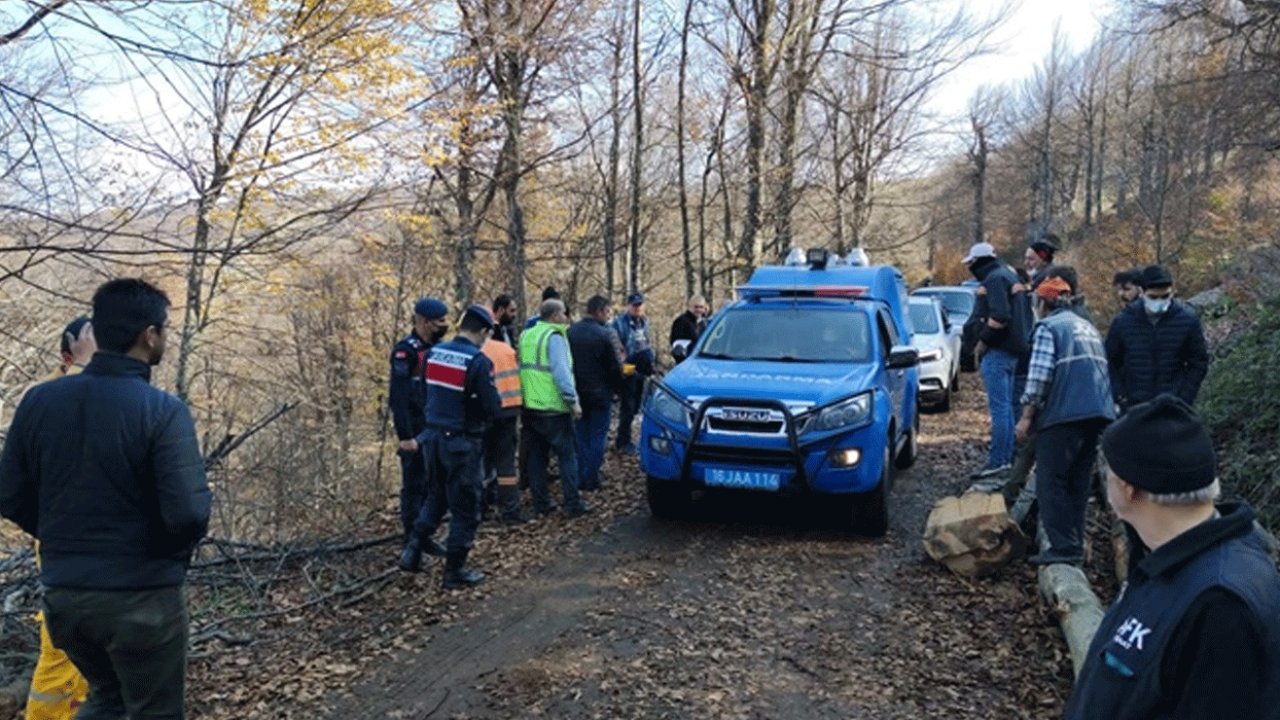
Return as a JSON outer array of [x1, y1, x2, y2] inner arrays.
[[399, 439, 419, 453]]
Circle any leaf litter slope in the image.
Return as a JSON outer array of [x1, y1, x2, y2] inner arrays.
[[187, 388, 1072, 720]]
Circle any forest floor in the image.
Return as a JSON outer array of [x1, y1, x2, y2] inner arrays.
[[4, 382, 1117, 720]]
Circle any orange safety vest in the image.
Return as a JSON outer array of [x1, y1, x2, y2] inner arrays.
[[482, 339, 523, 409]]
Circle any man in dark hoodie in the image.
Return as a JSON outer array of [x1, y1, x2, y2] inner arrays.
[[963, 242, 1034, 479], [0, 278, 211, 720], [1104, 264, 1209, 412]]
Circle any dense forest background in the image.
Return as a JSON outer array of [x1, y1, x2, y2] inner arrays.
[[1, 0, 1278, 538]]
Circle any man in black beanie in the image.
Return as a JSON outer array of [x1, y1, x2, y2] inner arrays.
[[1065, 395, 1280, 720]]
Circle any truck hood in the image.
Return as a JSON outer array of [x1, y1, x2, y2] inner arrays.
[[664, 358, 879, 410]]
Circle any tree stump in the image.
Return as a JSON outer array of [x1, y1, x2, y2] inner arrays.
[[923, 492, 1027, 578]]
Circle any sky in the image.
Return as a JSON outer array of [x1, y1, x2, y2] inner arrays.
[[930, 0, 1116, 120]]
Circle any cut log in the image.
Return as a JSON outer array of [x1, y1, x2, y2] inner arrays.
[[923, 492, 1027, 578], [1038, 563, 1105, 677]]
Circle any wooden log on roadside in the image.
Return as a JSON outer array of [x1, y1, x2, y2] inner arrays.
[[923, 492, 1027, 578], [1038, 563, 1105, 677]]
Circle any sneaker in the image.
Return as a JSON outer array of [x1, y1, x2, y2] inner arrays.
[[615, 444, 639, 457], [564, 503, 596, 518], [968, 464, 1011, 480]]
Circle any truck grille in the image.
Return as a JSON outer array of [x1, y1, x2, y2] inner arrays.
[[689, 444, 796, 467]]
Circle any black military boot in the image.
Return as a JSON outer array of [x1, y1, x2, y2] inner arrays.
[[398, 536, 423, 573], [423, 536, 447, 556], [442, 551, 485, 590]]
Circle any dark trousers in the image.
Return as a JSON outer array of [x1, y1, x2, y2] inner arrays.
[[575, 401, 612, 490], [1034, 418, 1108, 565], [483, 415, 521, 518], [398, 445, 428, 539], [522, 411, 584, 513], [615, 375, 645, 449], [42, 586, 187, 720], [411, 431, 484, 554]]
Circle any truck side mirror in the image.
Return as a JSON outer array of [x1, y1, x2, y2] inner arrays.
[[672, 340, 691, 362], [887, 345, 919, 369]]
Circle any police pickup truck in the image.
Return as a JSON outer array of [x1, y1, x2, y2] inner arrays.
[[639, 249, 920, 536]]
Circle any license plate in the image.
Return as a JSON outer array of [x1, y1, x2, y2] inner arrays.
[[704, 467, 781, 491]]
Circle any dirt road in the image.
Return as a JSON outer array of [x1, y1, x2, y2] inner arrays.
[[313, 389, 1073, 720]]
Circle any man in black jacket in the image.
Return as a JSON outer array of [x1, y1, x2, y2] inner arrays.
[[669, 294, 708, 362], [388, 297, 449, 540], [963, 242, 1034, 479], [1066, 396, 1280, 719], [568, 295, 624, 491], [1105, 264, 1209, 411], [0, 278, 211, 720]]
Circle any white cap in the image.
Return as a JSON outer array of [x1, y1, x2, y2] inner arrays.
[[962, 242, 997, 265]]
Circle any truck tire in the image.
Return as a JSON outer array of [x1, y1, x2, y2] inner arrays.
[[646, 477, 692, 519], [853, 444, 891, 537], [894, 411, 919, 470]]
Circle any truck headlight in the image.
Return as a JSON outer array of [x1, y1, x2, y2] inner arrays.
[[803, 392, 873, 433], [648, 385, 691, 427]]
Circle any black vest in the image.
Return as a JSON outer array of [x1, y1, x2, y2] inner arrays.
[[1036, 309, 1115, 430], [1066, 505, 1280, 720]]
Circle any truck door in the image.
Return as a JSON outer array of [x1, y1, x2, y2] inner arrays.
[[876, 307, 906, 433]]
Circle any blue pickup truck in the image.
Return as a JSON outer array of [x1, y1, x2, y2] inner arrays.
[[639, 249, 920, 535]]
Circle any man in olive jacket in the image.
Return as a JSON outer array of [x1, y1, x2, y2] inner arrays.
[[0, 278, 211, 720]]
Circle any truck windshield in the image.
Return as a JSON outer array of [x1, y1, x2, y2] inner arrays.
[[697, 308, 872, 362]]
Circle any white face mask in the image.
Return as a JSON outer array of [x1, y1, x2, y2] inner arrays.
[[1143, 297, 1171, 315]]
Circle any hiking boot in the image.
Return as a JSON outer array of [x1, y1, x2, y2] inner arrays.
[[442, 551, 486, 590], [497, 510, 533, 526], [398, 537, 424, 573]]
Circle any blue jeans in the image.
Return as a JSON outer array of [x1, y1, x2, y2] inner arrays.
[[522, 411, 585, 513], [575, 401, 612, 490], [980, 348, 1018, 468]]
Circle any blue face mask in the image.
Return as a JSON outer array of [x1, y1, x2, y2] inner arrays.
[[1143, 297, 1171, 315]]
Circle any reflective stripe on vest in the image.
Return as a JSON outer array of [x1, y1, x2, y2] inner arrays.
[[483, 340, 523, 409], [519, 322, 570, 412]]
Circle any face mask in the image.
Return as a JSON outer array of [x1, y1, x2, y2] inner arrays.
[[431, 327, 448, 342], [1143, 297, 1171, 315]]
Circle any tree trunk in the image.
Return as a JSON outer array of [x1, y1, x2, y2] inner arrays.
[[677, 0, 694, 299], [627, 0, 643, 293]]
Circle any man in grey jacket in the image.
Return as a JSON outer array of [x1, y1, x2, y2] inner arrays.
[[0, 278, 211, 720]]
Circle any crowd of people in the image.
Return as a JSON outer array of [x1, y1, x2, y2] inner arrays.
[[387, 288, 711, 586], [0, 254, 1276, 718], [959, 237, 1280, 718]]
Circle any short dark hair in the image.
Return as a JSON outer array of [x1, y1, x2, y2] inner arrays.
[[1113, 268, 1141, 286], [492, 294, 514, 311], [541, 286, 560, 301], [1045, 265, 1079, 295], [91, 279, 170, 354], [585, 294, 610, 315]]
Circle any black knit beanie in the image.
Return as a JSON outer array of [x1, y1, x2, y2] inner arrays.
[[1101, 394, 1217, 494]]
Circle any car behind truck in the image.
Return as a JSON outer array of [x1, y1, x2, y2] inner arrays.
[[639, 250, 920, 536]]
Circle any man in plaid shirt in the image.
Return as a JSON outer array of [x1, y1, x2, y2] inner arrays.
[[1015, 275, 1116, 566]]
